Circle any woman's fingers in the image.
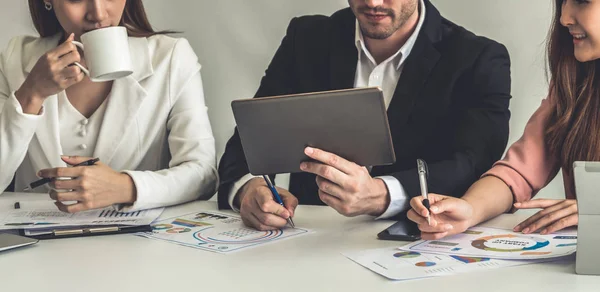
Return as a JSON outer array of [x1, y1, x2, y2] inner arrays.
[[542, 213, 578, 234]]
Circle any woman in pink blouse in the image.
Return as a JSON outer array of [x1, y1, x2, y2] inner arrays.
[[408, 0, 600, 239]]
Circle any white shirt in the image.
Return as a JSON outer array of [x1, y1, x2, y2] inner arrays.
[[58, 92, 107, 157], [356, 0, 426, 218], [229, 0, 426, 218]]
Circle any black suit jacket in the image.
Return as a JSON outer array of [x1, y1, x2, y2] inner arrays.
[[217, 1, 511, 214]]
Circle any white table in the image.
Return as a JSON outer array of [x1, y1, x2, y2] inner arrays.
[[0, 192, 598, 292]]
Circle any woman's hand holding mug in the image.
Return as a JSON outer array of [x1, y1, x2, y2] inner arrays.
[[15, 33, 84, 114]]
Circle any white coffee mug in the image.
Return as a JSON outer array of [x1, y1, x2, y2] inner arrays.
[[71, 26, 133, 82]]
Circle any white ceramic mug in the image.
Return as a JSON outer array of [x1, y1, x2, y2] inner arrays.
[[71, 26, 133, 82]]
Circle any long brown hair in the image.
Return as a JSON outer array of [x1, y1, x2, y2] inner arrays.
[[28, 0, 174, 38], [546, 0, 600, 188]]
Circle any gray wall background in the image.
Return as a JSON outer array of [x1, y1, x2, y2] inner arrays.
[[0, 0, 563, 200]]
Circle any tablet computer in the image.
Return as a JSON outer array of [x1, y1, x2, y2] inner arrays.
[[231, 87, 396, 175]]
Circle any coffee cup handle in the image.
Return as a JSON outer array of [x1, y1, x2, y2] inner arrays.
[[71, 41, 90, 76]]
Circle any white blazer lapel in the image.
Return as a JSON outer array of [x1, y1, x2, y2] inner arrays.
[[92, 37, 153, 165], [92, 76, 147, 165]]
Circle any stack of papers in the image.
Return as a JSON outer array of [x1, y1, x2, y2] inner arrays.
[[0, 200, 163, 231], [400, 227, 576, 260], [345, 227, 577, 281]]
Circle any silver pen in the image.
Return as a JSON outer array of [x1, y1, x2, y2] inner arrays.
[[416, 159, 431, 225]]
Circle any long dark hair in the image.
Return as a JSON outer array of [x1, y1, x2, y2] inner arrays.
[[546, 0, 600, 192], [28, 0, 173, 38]]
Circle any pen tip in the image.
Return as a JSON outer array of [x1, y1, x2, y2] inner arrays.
[[23, 187, 31, 191]]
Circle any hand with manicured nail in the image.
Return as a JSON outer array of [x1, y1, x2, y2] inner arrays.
[[407, 194, 474, 240]]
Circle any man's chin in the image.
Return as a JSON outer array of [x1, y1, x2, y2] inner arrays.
[[362, 28, 395, 40]]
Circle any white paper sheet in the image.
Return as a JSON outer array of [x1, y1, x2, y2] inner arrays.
[[399, 227, 577, 260], [344, 247, 564, 281], [0, 200, 163, 230], [138, 210, 310, 253]]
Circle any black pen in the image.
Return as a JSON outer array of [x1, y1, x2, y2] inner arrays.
[[23, 158, 100, 191]]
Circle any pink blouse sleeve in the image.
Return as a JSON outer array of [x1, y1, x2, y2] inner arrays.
[[482, 97, 560, 203]]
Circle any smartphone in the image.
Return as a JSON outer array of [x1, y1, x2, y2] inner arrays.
[[377, 220, 421, 241]]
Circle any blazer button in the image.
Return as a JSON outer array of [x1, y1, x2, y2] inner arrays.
[[80, 130, 87, 137], [79, 144, 87, 150], [81, 119, 89, 125]]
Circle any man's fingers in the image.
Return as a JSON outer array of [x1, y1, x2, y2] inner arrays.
[[303, 147, 355, 174], [279, 190, 298, 217], [301, 162, 346, 187], [254, 190, 290, 218], [243, 211, 277, 231], [513, 199, 562, 210], [253, 211, 288, 228], [318, 190, 343, 211], [315, 176, 345, 199]]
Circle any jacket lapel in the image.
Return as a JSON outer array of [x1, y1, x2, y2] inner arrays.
[[386, 0, 442, 128], [92, 37, 153, 165], [386, 37, 440, 127], [329, 9, 358, 90]]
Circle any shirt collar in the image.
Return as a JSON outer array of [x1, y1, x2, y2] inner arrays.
[[355, 0, 426, 70]]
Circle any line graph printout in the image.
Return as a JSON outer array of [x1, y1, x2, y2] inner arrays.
[[400, 227, 576, 260]]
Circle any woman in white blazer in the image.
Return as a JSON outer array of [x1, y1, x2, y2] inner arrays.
[[0, 0, 218, 212]]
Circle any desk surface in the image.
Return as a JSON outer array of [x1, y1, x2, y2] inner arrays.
[[0, 193, 598, 292]]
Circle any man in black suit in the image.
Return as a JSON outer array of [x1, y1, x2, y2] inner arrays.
[[218, 0, 511, 230]]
